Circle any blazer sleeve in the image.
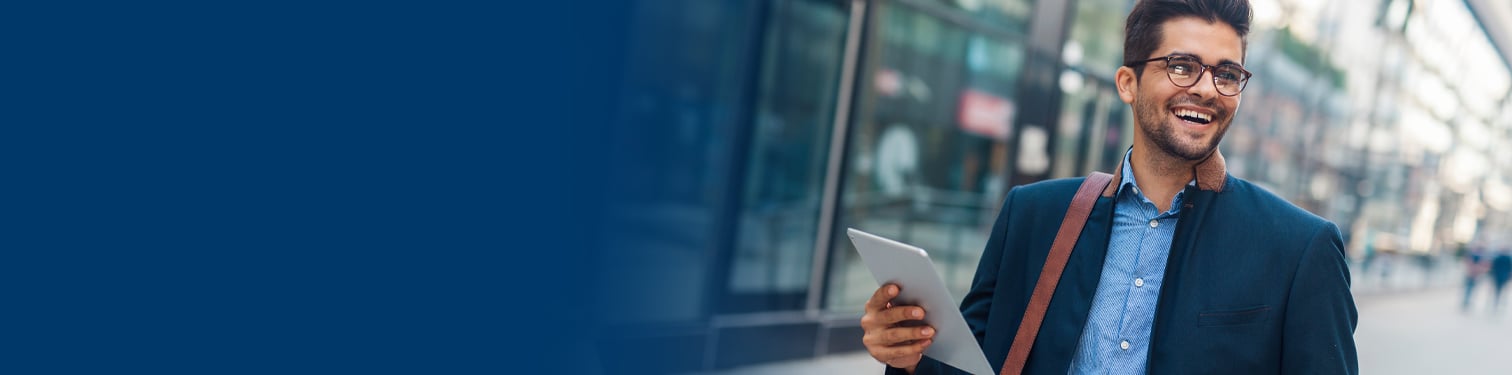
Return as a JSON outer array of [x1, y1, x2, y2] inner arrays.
[[1281, 222, 1359, 374], [885, 187, 1018, 375]]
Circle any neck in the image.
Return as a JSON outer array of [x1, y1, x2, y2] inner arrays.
[[1129, 146, 1197, 212]]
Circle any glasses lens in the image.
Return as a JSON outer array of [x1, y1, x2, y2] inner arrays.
[[1214, 66, 1245, 94], [1165, 57, 1201, 86]]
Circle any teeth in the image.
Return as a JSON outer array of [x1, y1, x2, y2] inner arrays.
[[1175, 109, 1211, 122]]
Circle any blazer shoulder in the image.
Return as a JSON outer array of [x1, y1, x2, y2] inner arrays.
[[1011, 177, 1086, 199], [995, 177, 1089, 218], [1221, 176, 1333, 230]]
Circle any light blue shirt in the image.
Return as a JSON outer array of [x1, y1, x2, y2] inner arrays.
[[1066, 153, 1190, 374]]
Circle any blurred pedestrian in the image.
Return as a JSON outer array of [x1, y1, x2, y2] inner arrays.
[[1360, 230, 1376, 273], [1490, 250, 1512, 313], [1463, 245, 1488, 311], [860, 1, 1356, 374]]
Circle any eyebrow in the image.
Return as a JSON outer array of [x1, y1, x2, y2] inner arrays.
[[1168, 51, 1243, 66]]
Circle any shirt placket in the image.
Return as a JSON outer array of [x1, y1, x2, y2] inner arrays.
[[1121, 190, 1184, 372], [1111, 195, 1157, 368]]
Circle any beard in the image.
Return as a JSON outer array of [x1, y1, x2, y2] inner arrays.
[[1133, 91, 1231, 161]]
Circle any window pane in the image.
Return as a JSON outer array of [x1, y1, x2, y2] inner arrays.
[[824, 2, 1025, 313], [600, 0, 765, 324], [1064, 0, 1131, 76], [722, 0, 850, 313], [1053, 0, 1132, 178], [936, 0, 1035, 33]]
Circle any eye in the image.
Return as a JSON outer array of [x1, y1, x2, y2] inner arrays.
[[1214, 67, 1244, 81], [1168, 61, 1195, 76]]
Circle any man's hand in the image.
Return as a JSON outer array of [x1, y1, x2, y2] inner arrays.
[[860, 283, 935, 373]]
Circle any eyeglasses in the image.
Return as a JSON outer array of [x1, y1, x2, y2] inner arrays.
[[1126, 55, 1253, 96]]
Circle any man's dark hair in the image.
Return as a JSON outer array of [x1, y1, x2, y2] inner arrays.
[[1123, 0, 1252, 77]]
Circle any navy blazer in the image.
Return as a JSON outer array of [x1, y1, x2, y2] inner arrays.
[[890, 164, 1358, 374]]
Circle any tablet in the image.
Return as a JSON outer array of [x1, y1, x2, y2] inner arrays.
[[847, 228, 994, 375]]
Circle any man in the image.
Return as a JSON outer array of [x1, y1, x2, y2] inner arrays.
[[1463, 244, 1488, 311], [1491, 249, 1512, 313], [859, 0, 1358, 374]]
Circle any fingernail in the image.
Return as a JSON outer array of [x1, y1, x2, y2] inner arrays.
[[921, 327, 934, 336], [911, 309, 923, 318]]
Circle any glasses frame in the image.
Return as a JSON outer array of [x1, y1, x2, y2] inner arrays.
[[1126, 54, 1253, 96]]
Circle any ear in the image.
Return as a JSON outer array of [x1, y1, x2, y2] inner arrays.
[[1115, 66, 1138, 105]]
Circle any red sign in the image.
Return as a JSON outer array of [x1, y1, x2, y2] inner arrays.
[[957, 89, 1013, 140]]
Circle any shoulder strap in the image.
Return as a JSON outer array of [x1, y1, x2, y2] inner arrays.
[[1000, 171, 1114, 375]]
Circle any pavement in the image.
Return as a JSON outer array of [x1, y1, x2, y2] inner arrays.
[[1355, 284, 1512, 374], [701, 351, 881, 375], [700, 261, 1512, 374]]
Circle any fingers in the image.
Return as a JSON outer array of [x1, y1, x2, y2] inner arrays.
[[873, 338, 933, 369], [883, 304, 926, 324], [862, 284, 926, 328], [862, 304, 924, 330], [861, 282, 936, 369], [863, 325, 936, 349], [864, 283, 899, 313], [885, 325, 935, 345], [861, 307, 926, 336]]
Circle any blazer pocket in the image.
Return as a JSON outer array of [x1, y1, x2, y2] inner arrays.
[[1198, 305, 1271, 327]]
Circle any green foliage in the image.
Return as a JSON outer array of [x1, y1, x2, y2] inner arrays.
[[1273, 27, 1347, 90]]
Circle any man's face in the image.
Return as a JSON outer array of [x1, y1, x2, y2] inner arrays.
[[1118, 17, 1245, 161]]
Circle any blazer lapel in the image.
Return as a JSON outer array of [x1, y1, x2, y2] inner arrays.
[[1147, 184, 1222, 373]]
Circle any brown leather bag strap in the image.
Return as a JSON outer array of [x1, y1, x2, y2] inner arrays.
[[1000, 172, 1113, 375]]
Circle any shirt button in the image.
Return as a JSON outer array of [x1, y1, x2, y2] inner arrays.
[[1148, 220, 1159, 228], [1135, 278, 1145, 287], [1120, 340, 1130, 350]]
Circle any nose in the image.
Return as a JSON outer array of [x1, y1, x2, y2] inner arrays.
[[1184, 69, 1218, 98]]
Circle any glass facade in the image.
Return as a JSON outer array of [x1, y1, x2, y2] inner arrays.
[[723, 0, 850, 314], [602, 0, 766, 326], [1052, 0, 1134, 178], [602, 0, 1061, 370], [824, 0, 1030, 313]]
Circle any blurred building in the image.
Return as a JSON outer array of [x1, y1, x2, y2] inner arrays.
[[593, 0, 1512, 373]]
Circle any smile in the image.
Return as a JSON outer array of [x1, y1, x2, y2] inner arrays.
[[1174, 109, 1212, 125]]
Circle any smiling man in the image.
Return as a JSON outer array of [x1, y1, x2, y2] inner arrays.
[[859, 0, 1359, 374]]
